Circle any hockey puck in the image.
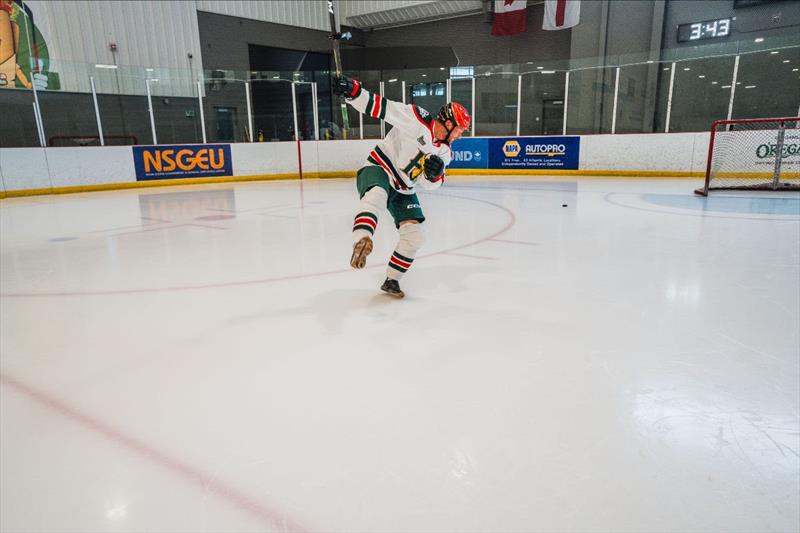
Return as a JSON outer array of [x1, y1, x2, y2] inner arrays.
[[562, 204, 568, 207]]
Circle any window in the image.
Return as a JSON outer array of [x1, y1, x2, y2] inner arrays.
[[450, 67, 474, 79]]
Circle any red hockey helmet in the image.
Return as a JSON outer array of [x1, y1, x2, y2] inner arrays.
[[437, 102, 471, 131]]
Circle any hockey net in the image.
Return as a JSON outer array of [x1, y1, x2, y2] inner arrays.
[[695, 117, 800, 196], [48, 135, 138, 147]]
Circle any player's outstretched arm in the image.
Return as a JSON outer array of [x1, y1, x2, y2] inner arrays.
[[332, 75, 426, 138]]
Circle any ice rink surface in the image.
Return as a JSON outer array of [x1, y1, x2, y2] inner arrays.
[[1, 176, 799, 532]]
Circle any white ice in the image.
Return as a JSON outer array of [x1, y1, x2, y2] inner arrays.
[[1, 176, 799, 532]]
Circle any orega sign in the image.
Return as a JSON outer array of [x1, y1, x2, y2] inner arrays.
[[756, 141, 800, 159]]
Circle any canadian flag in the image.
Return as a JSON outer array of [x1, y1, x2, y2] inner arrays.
[[543, 0, 581, 30], [491, 0, 527, 36]]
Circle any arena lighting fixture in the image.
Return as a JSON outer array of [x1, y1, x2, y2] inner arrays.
[[541, 70, 556, 74], [793, 68, 799, 72], [754, 37, 764, 43], [770, 51, 779, 54], [145, 68, 154, 72], [95, 64, 117, 69], [663, 67, 670, 71], [783, 60, 791, 63], [439, 67, 445, 70], [388, 78, 398, 82], [721, 85, 731, 88], [647, 60, 654, 63], [711, 81, 718, 84], [698, 75, 705, 78], [745, 85, 757, 89], [683, 67, 691, 71], [421, 74, 427, 77], [537, 66, 543, 69]]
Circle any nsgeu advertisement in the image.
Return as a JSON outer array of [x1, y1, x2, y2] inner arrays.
[[133, 144, 233, 181], [488, 136, 580, 169]]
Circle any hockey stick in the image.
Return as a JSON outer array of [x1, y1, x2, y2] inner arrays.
[[327, 0, 350, 139]]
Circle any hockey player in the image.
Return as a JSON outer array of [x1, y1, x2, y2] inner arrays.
[[332, 75, 471, 298]]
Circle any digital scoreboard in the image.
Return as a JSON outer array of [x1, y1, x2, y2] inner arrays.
[[677, 18, 732, 42]]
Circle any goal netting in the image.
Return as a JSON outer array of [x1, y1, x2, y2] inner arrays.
[[695, 117, 800, 196], [48, 135, 139, 147]]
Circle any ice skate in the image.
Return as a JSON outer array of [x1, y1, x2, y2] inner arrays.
[[350, 235, 373, 269], [380, 277, 405, 298]]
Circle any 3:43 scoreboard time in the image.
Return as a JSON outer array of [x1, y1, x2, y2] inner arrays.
[[677, 18, 733, 42]]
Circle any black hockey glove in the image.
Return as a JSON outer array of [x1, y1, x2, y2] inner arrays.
[[423, 155, 445, 180], [332, 75, 362, 99]]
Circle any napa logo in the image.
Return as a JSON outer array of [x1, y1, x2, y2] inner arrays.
[[502, 140, 521, 157], [133, 144, 233, 181]]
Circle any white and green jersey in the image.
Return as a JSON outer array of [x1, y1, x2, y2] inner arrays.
[[347, 86, 452, 195]]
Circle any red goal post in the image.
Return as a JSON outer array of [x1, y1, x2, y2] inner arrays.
[[695, 117, 800, 196]]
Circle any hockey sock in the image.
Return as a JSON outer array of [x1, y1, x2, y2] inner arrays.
[[387, 222, 424, 280], [352, 186, 387, 242]]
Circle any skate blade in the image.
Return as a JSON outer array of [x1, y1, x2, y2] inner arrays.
[[350, 236, 373, 269], [381, 287, 405, 299]]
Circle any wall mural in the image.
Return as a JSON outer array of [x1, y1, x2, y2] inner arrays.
[[0, 0, 59, 89]]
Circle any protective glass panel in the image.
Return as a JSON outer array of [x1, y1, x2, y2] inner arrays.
[[732, 48, 800, 120], [147, 76, 202, 144], [0, 85, 40, 147], [520, 71, 567, 136], [450, 77, 473, 125], [614, 63, 660, 134], [566, 67, 615, 134], [381, 74, 404, 136], [293, 82, 316, 141], [667, 56, 735, 133], [474, 70, 517, 137], [652, 63, 674, 133], [202, 75, 250, 143], [250, 79, 294, 142], [404, 68, 447, 118], [349, 70, 381, 139]]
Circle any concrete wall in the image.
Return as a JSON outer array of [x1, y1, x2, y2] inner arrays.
[[197, 11, 366, 72], [662, 0, 800, 51], [364, 4, 573, 67]]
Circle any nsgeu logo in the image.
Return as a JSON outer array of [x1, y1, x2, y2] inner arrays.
[[133, 144, 233, 181], [526, 144, 566, 157]]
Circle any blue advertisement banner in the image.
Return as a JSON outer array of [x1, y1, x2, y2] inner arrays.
[[449, 138, 489, 169], [133, 144, 233, 181], [488, 136, 580, 170]]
